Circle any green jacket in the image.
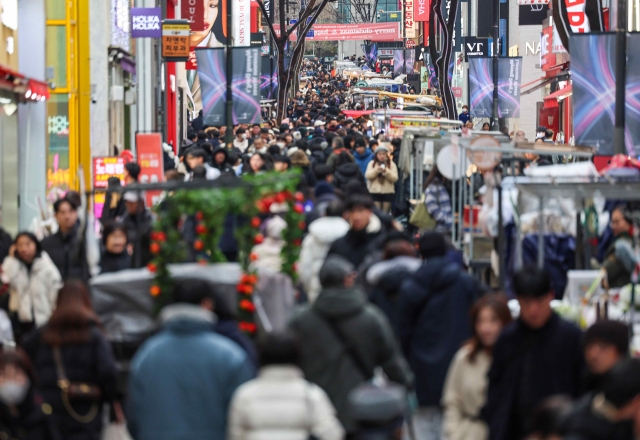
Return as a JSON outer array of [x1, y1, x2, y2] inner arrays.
[[289, 287, 414, 433]]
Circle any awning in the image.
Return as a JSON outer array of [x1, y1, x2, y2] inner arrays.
[[342, 110, 375, 118], [0, 65, 50, 103], [544, 85, 572, 109]]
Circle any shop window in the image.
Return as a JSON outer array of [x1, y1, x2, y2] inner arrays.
[[45, 26, 67, 89], [46, 0, 67, 20], [46, 94, 70, 201]]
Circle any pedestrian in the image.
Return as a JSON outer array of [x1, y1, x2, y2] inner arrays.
[[365, 145, 398, 213], [326, 138, 352, 169], [22, 280, 118, 440], [99, 222, 131, 274], [482, 123, 490, 131], [0, 226, 10, 264], [120, 191, 153, 269], [481, 266, 585, 440], [127, 279, 255, 440], [442, 294, 512, 440], [397, 232, 481, 440], [184, 148, 221, 181], [244, 152, 273, 175], [289, 256, 414, 435], [333, 152, 366, 192], [305, 182, 340, 225], [233, 128, 249, 152], [0, 348, 61, 440], [327, 195, 385, 269], [459, 105, 471, 125], [602, 205, 633, 288], [100, 177, 126, 227], [41, 198, 88, 281], [250, 216, 287, 273], [366, 234, 421, 339], [1, 232, 62, 339], [299, 201, 350, 303], [228, 332, 344, 440], [563, 358, 640, 440], [583, 321, 630, 393], [290, 150, 318, 191], [211, 146, 236, 177], [423, 165, 453, 233], [353, 138, 374, 175], [123, 162, 140, 185]]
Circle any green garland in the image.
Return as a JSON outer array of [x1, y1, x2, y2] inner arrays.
[[147, 171, 303, 334]]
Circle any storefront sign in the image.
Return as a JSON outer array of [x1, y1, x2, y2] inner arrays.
[[235, 0, 251, 46], [93, 157, 126, 220], [181, 0, 204, 32], [379, 49, 395, 56], [390, 117, 441, 129], [406, 0, 416, 38], [464, 37, 490, 61], [540, 25, 555, 70], [416, 0, 430, 21], [162, 20, 190, 61], [131, 7, 162, 38], [136, 133, 164, 207], [552, 0, 604, 51], [552, 22, 567, 53]]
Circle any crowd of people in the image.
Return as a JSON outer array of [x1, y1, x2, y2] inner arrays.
[[0, 57, 637, 440]]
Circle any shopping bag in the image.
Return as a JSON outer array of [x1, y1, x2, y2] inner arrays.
[[101, 423, 132, 440], [409, 201, 436, 230]]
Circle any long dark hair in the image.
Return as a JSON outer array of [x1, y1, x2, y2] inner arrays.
[[466, 294, 512, 363], [423, 164, 444, 190], [211, 1, 229, 45], [13, 232, 42, 263], [41, 280, 102, 346]]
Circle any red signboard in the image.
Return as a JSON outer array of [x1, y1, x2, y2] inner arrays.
[[186, 47, 198, 70], [93, 157, 126, 220], [416, 0, 430, 21], [273, 22, 402, 42], [540, 25, 555, 71], [136, 133, 164, 207], [406, 39, 416, 48], [181, 0, 204, 32]]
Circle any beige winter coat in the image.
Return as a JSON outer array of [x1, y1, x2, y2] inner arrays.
[[442, 345, 491, 440], [1, 252, 62, 327], [228, 365, 345, 440], [365, 160, 398, 194]]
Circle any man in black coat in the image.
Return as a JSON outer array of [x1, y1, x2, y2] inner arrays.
[[482, 266, 585, 440], [582, 320, 630, 394], [0, 227, 11, 263], [327, 195, 385, 269], [396, 232, 481, 438], [563, 358, 640, 440], [41, 198, 88, 281], [210, 146, 236, 177]]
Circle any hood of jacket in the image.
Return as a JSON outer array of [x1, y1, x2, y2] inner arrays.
[[211, 145, 228, 161], [366, 256, 422, 287], [353, 149, 373, 163], [308, 216, 350, 244], [313, 286, 367, 319], [159, 303, 218, 334], [336, 162, 360, 177], [412, 256, 461, 292]]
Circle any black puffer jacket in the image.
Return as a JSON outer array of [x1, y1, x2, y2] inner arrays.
[[210, 146, 237, 177], [99, 250, 131, 274], [562, 393, 633, 440], [333, 163, 366, 191], [0, 388, 62, 440], [22, 326, 118, 440], [41, 227, 88, 281], [0, 227, 11, 264]]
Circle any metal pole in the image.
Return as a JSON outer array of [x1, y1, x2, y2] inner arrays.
[[537, 196, 545, 268], [225, 0, 234, 147], [491, 0, 499, 129], [613, 0, 628, 154], [498, 182, 505, 291]]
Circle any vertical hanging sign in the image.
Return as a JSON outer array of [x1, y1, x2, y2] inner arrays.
[[181, 0, 204, 32], [416, 0, 430, 21], [406, 0, 416, 38]]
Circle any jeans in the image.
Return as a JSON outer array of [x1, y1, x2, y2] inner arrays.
[[404, 406, 445, 440]]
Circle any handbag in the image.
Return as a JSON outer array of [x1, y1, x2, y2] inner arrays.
[[53, 346, 102, 423], [102, 402, 133, 440], [409, 200, 436, 230]]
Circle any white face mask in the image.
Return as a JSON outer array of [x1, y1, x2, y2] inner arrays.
[[241, 133, 247, 140], [0, 380, 29, 406], [277, 142, 285, 148]]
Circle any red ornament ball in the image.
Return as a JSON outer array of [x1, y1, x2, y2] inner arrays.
[[150, 285, 161, 297], [294, 192, 305, 202], [298, 221, 306, 230], [254, 234, 264, 245], [294, 204, 304, 214], [249, 253, 259, 262], [250, 217, 262, 228], [150, 243, 161, 255], [275, 193, 286, 204], [194, 240, 205, 251], [195, 224, 208, 235], [147, 263, 157, 273], [195, 211, 204, 221]]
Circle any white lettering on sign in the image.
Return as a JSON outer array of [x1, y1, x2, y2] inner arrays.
[[525, 41, 540, 55], [133, 15, 160, 31], [564, 0, 589, 33]]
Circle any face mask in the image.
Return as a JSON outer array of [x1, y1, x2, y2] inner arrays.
[[241, 133, 247, 140], [463, 108, 468, 113], [277, 142, 285, 148], [0, 380, 29, 406]]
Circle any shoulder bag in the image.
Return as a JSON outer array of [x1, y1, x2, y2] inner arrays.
[[53, 346, 102, 424], [409, 187, 440, 231]]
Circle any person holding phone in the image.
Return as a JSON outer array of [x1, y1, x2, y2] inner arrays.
[[365, 144, 398, 213]]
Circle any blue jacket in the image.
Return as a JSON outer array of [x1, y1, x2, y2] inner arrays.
[[353, 148, 374, 175], [127, 305, 255, 440], [397, 257, 481, 406]]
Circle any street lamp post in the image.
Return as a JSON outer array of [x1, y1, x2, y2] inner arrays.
[[613, 0, 627, 154], [491, 0, 499, 129], [225, 0, 234, 147]]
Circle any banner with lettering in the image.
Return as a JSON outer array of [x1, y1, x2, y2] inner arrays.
[[571, 33, 615, 152], [497, 57, 522, 118], [625, 33, 640, 155], [552, 0, 605, 51]]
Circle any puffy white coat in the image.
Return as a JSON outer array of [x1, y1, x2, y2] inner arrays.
[[298, 217, 350, 303], [228, 365, 344, 440], [1, 253, 62, 327]]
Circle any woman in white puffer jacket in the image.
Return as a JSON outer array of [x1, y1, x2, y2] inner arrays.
[[1, 232, 62, 340], [228, 332, 344, 440]]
